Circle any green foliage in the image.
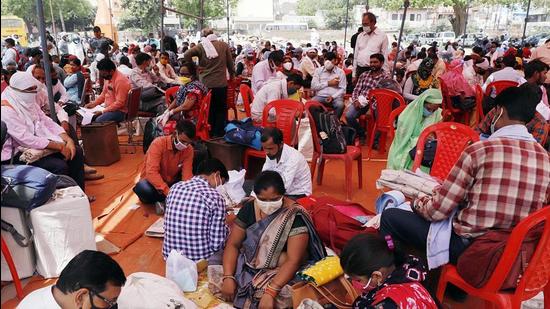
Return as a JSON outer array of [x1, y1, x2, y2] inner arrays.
[[296, 0, 318, 16], [1, 0, 94, 32], [118, 0, 161, 32], [173, 0, 238, 29]]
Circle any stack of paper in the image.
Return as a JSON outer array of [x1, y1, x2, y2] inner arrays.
[[77, 105, 105, 125], [144, 218, 164, 238]]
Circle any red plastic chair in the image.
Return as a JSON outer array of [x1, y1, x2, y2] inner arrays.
[[484, 80, 519, 97], [387, 105, 407, 142], [475, 84, 484, 126], [196, 91, 212, 141], [242, 100, 304, 171], [239, 83, 254, 118], [439, 78, 469, 125], [412, 122, 479, 180], [1, 236, 24, 299], [164, 85, 180, 106], [227, 79, 239, 120], [436, 206, 550, 309], [366, 89, 406, 158], [305, 101, 362, 201]]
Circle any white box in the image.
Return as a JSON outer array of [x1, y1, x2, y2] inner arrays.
[[1, 207, 36, 281], [30, 186, 97, 278]]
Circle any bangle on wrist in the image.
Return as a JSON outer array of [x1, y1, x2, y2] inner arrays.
[[222, 275, 236, 282], [264, 286, 279, 298]]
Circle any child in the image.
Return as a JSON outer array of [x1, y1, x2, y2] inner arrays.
[[340, 234, 438, 309]]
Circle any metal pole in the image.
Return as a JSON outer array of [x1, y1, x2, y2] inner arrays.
[[343, 0, 350, 51], [59, 6, 66, 33], [226, 0, 230, 42], [521, 0, 531, 44], [462, 0, 470, 48], [160, 0, 165, 52], [36, 0, 58, 123], [48, 0, 57, 38], [392, 0, 409, 77]]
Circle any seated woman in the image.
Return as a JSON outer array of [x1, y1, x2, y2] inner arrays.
[[167, 62, 208, 122], [387, 88, 442, 171], [1, 71, 85, 189], [340, 234, 438, 309], [63, 57, 85, 105], [210, 171, 325, 308], [403, 57, 440, 102]]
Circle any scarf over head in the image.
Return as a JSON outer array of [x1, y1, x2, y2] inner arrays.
[[201, 34, 219, 59]]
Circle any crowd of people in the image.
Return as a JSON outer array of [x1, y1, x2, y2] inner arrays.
[[2, 10, 550, 309]]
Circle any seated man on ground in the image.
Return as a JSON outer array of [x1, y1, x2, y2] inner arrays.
[[211, 170, 326, 308], [133, 119, 195, 214], [341, 234, 438, 308], [84, 58, 131, 123], [1, 71, 85, 189], [162, 158, 229, 262], [261, 127, 312, 199], [167, 62, 208, 122], [250, 73, 304, 123], [311, 52, 347, 119], [345, 53, 390, 144], [130, 52, 166, 115], [381, 84, 550, 267], [386, 89, 442, 171], [18, 250, 126, 309]]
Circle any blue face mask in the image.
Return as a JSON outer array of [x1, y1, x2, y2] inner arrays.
[[288, 87, 298, 95], [423, 107, 433, 117]]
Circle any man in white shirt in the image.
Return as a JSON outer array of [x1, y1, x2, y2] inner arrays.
[[2, 38, 18, 67], [251, 50, 284, 93], [311, 52, 347, 118], [251, 73, 304, 123], [17, 250, 126, 309], [117, 56, 133, 77], [261, 127, 312, 199], [463, 58, 489, 89], [300, 48, 321, 82], [31, 65, 71, 131], [353, 12, 389, 82], [482, 54, 526, 95], [157, 51, 180, 85]]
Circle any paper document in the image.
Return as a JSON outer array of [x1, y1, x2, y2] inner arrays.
[[144, 218, 164, 238], [77, 105, 105, 125]]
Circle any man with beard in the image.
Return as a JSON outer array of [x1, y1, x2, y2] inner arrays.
[[260, 127, 312, 200], [84, 58, 131, 123]]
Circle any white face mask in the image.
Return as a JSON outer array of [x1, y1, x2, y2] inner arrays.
[[255, 197, 283, 215], [174, 134, 188, 151], [324, 60, 334, 71], [283, 62, 293, 71], [490, 107, 504, 134]]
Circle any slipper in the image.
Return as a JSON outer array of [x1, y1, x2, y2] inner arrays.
[[84, 165, 97, 174], [85, 173, 105, 181], [88, 195, 96, 203]]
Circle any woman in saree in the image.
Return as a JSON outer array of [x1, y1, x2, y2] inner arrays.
[[387, 88, 443, 171], [210, 170, 326, 309], [403, 57, 440, 102], [166, 61, 208, 122]]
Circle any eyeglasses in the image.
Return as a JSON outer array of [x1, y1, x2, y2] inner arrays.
[[88, 289, 118, 309]]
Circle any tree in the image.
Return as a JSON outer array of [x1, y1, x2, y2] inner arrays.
[[1, 0, 94, 33], [173, 0, 238, 29], [118, 0, 161, 32], [296, 0, 318, 16]]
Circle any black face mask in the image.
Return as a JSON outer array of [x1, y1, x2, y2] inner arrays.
[[51, 78, 59, 85]]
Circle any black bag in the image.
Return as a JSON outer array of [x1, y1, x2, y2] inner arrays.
[[312, 108, 347, 154], [143, 118, 163, 153], [224, 118, 263, 150], [192, 140, 210, 175], [409, 140, 438, 167], [63, 103, 80, 116], [451, 96, 476, 111]]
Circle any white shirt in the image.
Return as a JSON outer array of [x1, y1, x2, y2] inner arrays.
[[251, 78, 288, 122], [482, 67, 526, 93], [262, 144, 312, 196], [310, 66, 347, 99], [251, 59, 278, 94], [353, 28, 389, 77], [2, 48, 17, 67], [156, 62, 179, 84], [17, 285, 61, 309], [117, 64, 133, 77]]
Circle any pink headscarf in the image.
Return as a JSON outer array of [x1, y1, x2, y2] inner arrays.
[[440, 59, 475, 97]]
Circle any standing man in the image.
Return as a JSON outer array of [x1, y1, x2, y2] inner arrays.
[[353, 12, 389, 83], [184, 28, 235, 137], [2, 38, 19, 67], [311, 52, 347, 119], [89, 26, 119, 58], [351, 27, 363, 51]]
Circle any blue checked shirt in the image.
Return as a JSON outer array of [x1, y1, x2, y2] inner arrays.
[[163, 176, 228, 261]]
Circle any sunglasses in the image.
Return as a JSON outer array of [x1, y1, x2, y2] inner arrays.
[[88, 289, 117, 309]]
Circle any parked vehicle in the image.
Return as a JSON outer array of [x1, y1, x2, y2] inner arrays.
[[436, 32, 456, 46], [419, 32, 436, 46], [458, 33, 479, 47], [406, 33, 420, 44]]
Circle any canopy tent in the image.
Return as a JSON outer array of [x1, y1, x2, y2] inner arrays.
[[94, 0, 119, 43]]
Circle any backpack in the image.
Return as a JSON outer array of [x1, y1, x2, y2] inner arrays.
[[311, 108, 346, 154], [224, 118, 263, 150], [298, 196, 376, 255], [1, 165, 59, 211], [456, 223, 543, 290], [143, 117, 164, 153]]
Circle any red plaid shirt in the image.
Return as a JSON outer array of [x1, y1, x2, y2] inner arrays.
[[476, 108, 548, 145], [415, 138, 550, 238], [351, 69, 390, 103]]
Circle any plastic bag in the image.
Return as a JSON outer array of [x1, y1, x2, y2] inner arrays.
[[166, 250, 198, 292], [118, 272, 198, 309], [217, 170, 246, 207]]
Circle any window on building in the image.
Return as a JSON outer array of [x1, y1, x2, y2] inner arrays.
[[410, 14, 415, 21], [417, 14, 421, 21], [392, 14, 398, 20]]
